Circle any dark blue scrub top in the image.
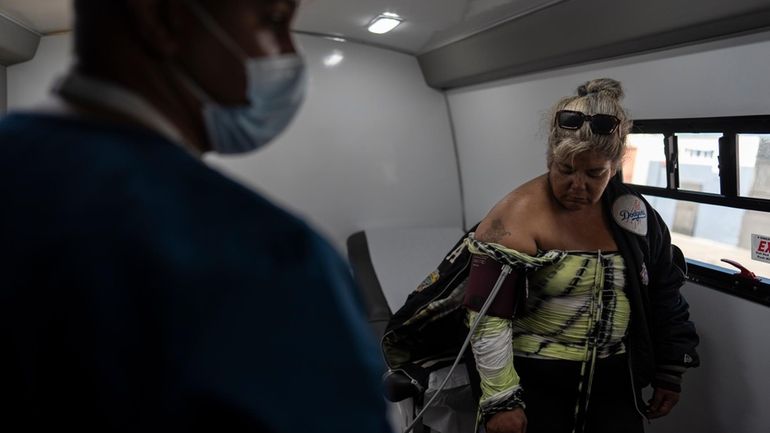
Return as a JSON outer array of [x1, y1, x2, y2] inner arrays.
[[0, 113, 389, 433]]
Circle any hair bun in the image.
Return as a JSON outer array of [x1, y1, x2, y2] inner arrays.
[[577, 78, 624, 99]]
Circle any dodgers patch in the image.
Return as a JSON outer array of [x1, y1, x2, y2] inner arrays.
[[612, 195, 648, 236]]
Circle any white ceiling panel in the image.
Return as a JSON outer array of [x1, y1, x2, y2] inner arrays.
[[0, 0, 564, 54], [293, 0, 469, 54], [294, 0, 565, 54]]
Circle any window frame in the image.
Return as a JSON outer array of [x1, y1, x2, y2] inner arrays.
[[623, 115, 770, 307]]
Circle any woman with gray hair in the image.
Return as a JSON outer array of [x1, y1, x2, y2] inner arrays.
[[463, 78, 699, 433]]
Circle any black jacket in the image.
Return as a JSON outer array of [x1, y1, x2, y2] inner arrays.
[[603, 179, 700, 393], [382, 179, 699, 405]]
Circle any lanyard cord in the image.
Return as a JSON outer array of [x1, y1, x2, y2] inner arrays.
[[572, 251, 605, 433], [402, 264, 513, 433]]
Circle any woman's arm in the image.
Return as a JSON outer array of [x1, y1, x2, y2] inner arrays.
[[645, 205, 700, 406], [467, 311, 526, 430]]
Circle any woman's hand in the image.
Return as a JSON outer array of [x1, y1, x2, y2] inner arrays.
[[646, 387, 680, 418], [486, 408, 527, 433]]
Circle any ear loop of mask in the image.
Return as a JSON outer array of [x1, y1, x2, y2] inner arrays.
[[184, 0, 249, 62], [168, 62, 213, 104], [168, 2, 238, 108]]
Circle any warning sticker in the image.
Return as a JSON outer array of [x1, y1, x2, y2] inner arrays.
[[752, 234, 770, 264]]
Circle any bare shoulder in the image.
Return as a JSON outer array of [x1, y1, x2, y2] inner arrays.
[[474, 176, 549, 255]]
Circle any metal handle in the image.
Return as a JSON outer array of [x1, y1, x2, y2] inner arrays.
[[721, 259, 759, 281]]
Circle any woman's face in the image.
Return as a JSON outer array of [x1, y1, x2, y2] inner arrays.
[[548, 150, 616, 211]]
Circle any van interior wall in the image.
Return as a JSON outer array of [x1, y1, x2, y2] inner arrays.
[[207, 34, 463, 248], [7, 34, 72, 110], [447, 30, 770, 226], [5, 33, 464, 251], [666, 283, 770, 433], [446, 30, 770, 433]]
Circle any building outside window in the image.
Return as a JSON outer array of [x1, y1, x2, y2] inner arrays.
[[622, 118, 770, 304]]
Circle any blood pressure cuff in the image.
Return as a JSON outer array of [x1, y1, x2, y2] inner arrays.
[[463, 254, 521, 319]]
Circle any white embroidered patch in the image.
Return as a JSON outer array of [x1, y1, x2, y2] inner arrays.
[[612, 195, 648, 236]]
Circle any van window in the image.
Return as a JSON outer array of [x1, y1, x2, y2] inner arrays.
[[622, 116, 770, 306]]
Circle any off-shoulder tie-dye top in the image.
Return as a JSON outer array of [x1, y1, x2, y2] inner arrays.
[[467, 244, 630, 412], [513, 251, 630, 360]]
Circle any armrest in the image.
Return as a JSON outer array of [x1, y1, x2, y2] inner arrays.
[[383, 370, 423, 402]]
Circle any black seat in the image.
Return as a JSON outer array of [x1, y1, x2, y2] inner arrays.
[[347, 231, 392, 338]]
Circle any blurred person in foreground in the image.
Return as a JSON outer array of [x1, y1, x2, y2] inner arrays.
[[0, 1, 390, 432]]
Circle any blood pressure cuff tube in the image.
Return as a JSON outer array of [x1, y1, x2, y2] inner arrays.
[[463, 254, 519, 318]]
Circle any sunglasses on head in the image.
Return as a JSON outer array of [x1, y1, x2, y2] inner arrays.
[[556, 110, 620, 135]]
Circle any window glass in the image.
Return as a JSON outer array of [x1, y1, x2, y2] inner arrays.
[[644, 195, 770, 280], [737, 134, 770, 200], [623, 134, 666, 187], [676, 133, 721, 194]]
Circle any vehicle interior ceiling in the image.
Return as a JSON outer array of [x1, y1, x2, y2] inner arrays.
[[2, 0, 770, 88]]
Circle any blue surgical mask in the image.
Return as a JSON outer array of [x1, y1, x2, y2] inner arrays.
[[180, 1, 307, 155]]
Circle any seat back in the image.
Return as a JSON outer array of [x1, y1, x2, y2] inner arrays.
[[347, 227, 464, 338]]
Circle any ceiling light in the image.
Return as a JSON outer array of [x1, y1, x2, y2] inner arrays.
[[323, 51, 345, 67], [367, 13, 403, 34]]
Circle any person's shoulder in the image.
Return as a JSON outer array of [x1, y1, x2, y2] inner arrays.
[[0, 112, 186, 176], [0, 112, 46, 130], [474, 175, 549, 254], [488, 175, 550, 222], [0, 113, 79, 150], [21, 113, 317, 249], [156, 158, 346, 268], [133, 157, 342, 281], [143, 154, 315, 244]]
